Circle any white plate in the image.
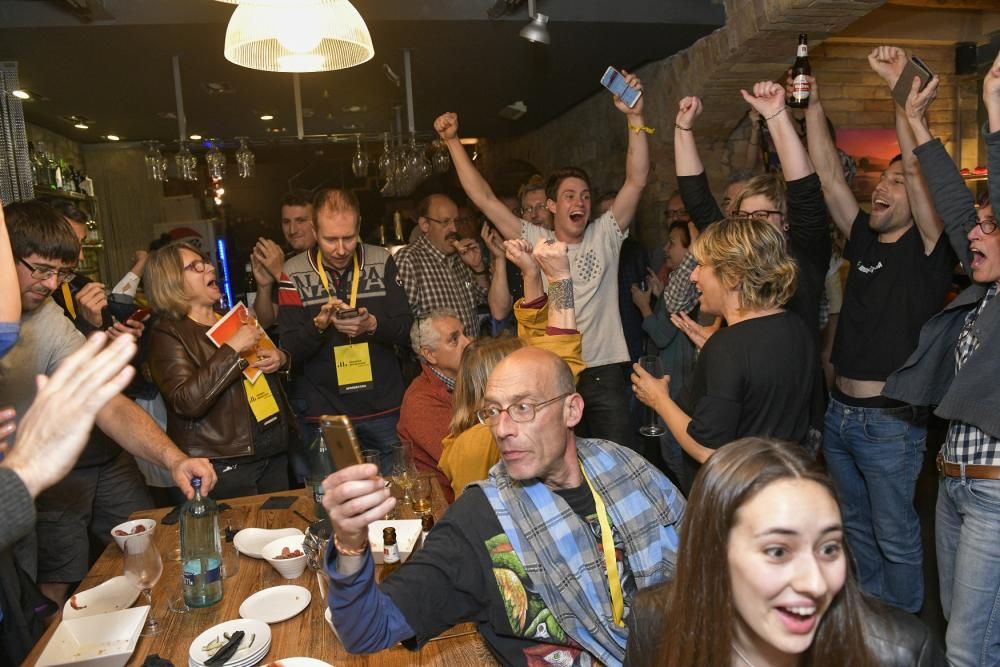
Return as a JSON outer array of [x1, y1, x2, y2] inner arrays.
[[239, 585, 311, 624], [233, 528, 303, 559], [63, 576, 141, 620], [37, 606, 148, 667], [367, 519, 422, 564], [261, 659, 334, 667], [189, 618, 271, 667]]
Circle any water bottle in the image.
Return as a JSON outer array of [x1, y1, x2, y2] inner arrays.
[[180, 477, 223, 607], [308, 427, 333, 520]]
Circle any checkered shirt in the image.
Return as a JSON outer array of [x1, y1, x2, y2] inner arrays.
[[944, 283, 1000, 465], [663, 251, 699, 314], [394, 234, 487, 338]]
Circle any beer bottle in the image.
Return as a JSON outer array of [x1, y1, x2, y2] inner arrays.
[[379, 527, 401, 582], [244, 262, 257, 310], [789, 33, 811, 109]]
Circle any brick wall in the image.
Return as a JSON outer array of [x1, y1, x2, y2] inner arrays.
[[486, 0, 982, 248]]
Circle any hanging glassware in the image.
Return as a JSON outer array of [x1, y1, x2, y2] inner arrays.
[[144, 142, 167, 182], [376, 132, 392, 184], [408, 134, 432, 183], [235, 137, 255, 178], [432, 140, 451, 174], [205, 142, 226, 179], [176, 141, 198, 182], [351, 134, 369, 179]]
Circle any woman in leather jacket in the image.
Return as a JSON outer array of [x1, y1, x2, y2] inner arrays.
[[145, 242, 291, 501], [625, 437, 944, 667]]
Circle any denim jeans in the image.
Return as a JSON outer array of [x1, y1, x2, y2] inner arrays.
[[353, 411, 401, 476], [575, 363, 638, 454], [822, 398, 927, 613], [937, 474, 1000, 666]]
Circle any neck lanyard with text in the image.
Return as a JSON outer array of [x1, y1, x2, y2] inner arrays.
[[580, 466, 625, 627], [315, 248, 360, 308]]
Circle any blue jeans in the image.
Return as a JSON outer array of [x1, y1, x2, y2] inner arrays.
[[353, 411, 401, 476], [822, 398, 926, 613], [937, 474, 1000, 666]]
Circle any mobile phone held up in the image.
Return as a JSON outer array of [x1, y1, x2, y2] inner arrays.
[[321, 415, 364, 471], [891, 56, 934, 109], [600, 67, 642, 109]]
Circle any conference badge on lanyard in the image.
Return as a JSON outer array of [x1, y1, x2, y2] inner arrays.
[[316, 248, 374, 394]]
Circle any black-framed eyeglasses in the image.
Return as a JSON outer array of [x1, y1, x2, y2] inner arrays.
[[736, 209, 784, 222], [18, 257, 75, 284], [424, 216, 458, 227], [967, 217, 998, 235], [183, 258, 213, 273], [664, 209, 688, 220], [475, 392, 572, 426]]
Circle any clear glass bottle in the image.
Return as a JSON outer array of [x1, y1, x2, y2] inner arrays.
[[308, 427, 333, 520], [180, 477, 223, 607]]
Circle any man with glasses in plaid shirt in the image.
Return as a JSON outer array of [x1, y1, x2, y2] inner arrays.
[[393, 194, 490, 338], [884, 50, 1000, 666]]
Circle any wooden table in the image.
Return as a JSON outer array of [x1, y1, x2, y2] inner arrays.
[[24, 484, 498, 666]]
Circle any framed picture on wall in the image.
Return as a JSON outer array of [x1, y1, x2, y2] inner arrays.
[[835, 128, 901, 204]]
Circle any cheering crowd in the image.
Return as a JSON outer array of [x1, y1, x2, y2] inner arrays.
[[2, 44, 999, 666]]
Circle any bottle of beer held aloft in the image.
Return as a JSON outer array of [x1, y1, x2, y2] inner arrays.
[[379, 527, 401, 582], [789, 33, 811, 109]]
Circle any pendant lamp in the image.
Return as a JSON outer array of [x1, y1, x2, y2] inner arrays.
[[223, 0, 374, 73]]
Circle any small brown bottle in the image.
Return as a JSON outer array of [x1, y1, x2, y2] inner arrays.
[[789, 33, 811, 108], [379, 527, 401, 582], [420, 514, 434, 547]]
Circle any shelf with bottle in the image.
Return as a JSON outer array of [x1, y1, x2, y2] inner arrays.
[[28, 140, 94, 198], [32, 186, 93, 202]]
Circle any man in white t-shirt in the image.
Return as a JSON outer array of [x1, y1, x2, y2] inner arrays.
[[434, 71, 650, 452]]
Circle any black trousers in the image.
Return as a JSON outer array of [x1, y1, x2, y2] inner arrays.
[[575, 363, 641, 456]]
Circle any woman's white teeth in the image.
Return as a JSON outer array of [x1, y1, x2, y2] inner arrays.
[[784, 606, 815, 616]]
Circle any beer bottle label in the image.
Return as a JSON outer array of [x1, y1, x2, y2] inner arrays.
[[792, 75, 810, 102], [797, 44, 808, 58]]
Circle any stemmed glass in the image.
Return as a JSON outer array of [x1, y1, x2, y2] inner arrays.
[[123, 533, 164, 636], [638, 355, 666, 437], [205, 142, 226, 179], [389, 442, 416, 508], [351, 133, 369, 178], [235, 137, 255, 178]]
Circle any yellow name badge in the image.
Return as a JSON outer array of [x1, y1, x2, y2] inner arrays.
[[243, 374, 280, 423], [333, 342, 374, 394]]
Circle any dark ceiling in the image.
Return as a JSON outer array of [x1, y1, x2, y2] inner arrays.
[[0, 0, 725, 147]]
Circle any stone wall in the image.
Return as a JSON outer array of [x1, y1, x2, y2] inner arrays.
[[486, 0, 983, 248]]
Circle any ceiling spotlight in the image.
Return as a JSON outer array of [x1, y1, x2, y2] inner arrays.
[[190, 134, 203, 140], [12, 89, 30, 100], [74, 123, 89, 130], [106, 134, 121, 141], [520, 0, 550, 45], [260, 114, 274, 121]]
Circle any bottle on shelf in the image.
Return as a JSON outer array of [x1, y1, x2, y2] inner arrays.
[[28, 142, 42, 187], [419, 513, 434, 549], [79, 174, 95, 197], [244, 261, 257, 310], [180, 477, 223, 608], [308, 426, 334, 521], [788, 33, 811, 109], [378, 527, 401, 582], [392, 211, 404, 244], [46, 151, 59, 190]]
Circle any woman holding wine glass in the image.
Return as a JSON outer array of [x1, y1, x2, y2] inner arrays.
[[123, 533, 164, 636], [631, 217, 824, 481], [145, 242, 292, 501]]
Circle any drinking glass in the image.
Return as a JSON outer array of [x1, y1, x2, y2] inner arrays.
[[389, 442, 416, 508], [123, 534, 163, 636], [411, 475, 432, 514], [638, 355, 666, 437], [351, 134, 369, 178], [362, 449, 381, 469], [235, 137, 255, 178]]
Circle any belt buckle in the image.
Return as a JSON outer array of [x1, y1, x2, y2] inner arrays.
[[935, 454, 944, 475]]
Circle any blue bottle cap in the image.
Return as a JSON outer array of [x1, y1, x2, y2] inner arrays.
[[192, 477, 202, 489]]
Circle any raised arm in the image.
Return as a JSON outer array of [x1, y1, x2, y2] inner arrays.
[[741, 81, 813, 181], [802, 74, 858, 237], [533, 240, 577, 332], [610, 71, 650, 232], [674, 97, 725, 229], [482, 225, 512, 321], [989, 50, 1000, 133], [869, 46, 943, 253], [435, 113, 522, 240]]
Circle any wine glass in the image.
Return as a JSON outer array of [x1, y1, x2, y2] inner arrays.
[[638, 355, 666, 437], [123, 533, 164, 636], [389, 442, 416, 508]]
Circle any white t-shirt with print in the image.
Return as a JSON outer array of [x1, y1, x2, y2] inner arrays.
[[521, 211, 629, 367]]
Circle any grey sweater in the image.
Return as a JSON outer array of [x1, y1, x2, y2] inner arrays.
[[882, 131, 1000, 439], [0, 467, 35, 552]]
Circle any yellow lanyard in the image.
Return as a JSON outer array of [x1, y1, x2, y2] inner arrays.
[[315, 248, 360, 308], [581, 466, 625, 627], [61, 282, 77, 320]]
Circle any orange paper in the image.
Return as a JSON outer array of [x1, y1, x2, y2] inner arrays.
[[205, 302, 277, 383]]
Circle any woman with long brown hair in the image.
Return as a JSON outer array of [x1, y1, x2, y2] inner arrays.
[[625, 437, 943, 666]]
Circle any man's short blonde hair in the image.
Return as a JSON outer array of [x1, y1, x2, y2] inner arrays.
[[692, 216, 798, 312]]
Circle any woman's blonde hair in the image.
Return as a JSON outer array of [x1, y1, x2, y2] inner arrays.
[[692, 216, 798, 312], [731, 173, 788, 218], [448, 336, 526, 437], [144, 241, 206, 320]]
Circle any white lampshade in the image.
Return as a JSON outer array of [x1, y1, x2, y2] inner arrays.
[[223, 0, 374, 73]]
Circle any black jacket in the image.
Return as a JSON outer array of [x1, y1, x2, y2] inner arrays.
[[625, 581, 945, 666]]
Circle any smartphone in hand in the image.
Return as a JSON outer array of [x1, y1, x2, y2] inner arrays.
[[600, 66, 642, 108]]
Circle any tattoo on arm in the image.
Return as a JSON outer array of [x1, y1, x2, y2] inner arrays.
[[547, 279, 575, 310]]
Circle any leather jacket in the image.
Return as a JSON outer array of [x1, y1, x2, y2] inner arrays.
[[625, 581, 945, 666], [148, 316, 288, 460]]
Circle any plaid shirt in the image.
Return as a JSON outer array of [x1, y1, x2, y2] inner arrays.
[[663, 251, 699, 314], [944, 283, 999, 465], [393, 234, 487, 337]]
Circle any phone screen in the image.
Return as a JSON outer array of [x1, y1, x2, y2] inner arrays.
[[600, 67, 642, 108]]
